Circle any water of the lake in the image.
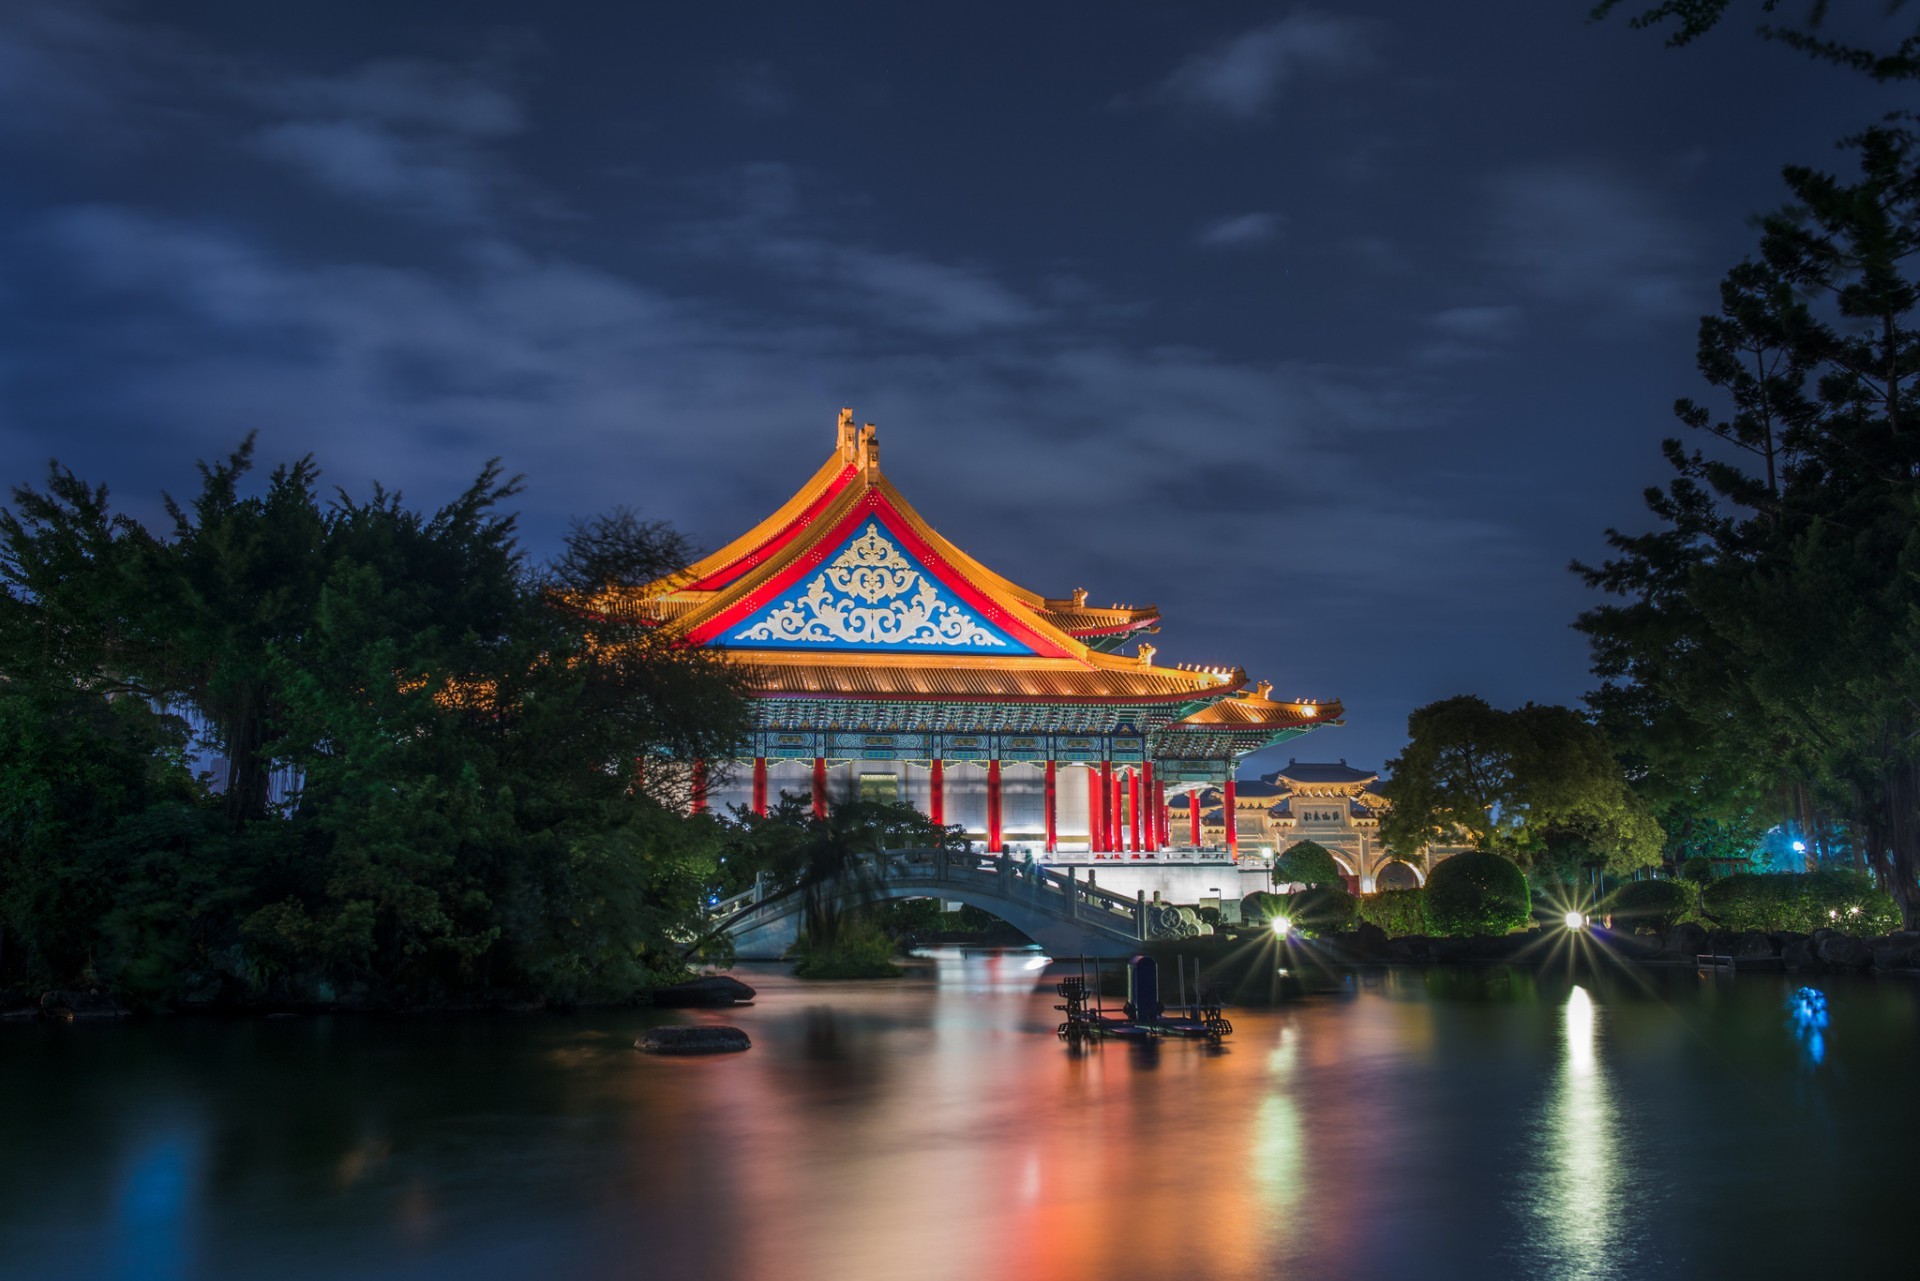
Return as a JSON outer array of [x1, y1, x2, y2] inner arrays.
[[2, 949, 1915, 1281]]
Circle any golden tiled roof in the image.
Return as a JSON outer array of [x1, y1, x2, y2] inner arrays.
[[737, 650, 1239, 702], [579, 410, 1334, 723], [1168, 693, 1344, 731]]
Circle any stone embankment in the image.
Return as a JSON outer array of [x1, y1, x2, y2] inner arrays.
[[0, 989, 130, 1022]]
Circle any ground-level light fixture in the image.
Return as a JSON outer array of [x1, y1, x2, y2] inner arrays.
[[1563, 911, 1589, 931], [1271, 916, 1293, 938]]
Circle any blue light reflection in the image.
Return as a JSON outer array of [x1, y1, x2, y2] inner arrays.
[[1789, 986, 1829, 1066]]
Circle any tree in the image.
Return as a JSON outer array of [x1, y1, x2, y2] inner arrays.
[[1382, 696, 1664, 874], [1576, 126, 1920, 926], [0, 441, 751, 1004], [1424, 852, 1533, 937], [1592, 0, 1920, 81], [1270, 840, 1345, 888]]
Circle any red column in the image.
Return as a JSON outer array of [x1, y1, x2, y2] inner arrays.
[[1105, 760, 1121, 852], [1224, 774, 1238, 856], [1108, 765, 1123, 854], [1087, 765, 1105, 852], [1143, 762, 1158, 853], [691, 758, 709, 815], [929, 758, 945, 827], [1044, 760, 1058, 854], [751, 757, 768, 817], [1156, 779, 1169, 848], [1128, 767, 1142, 855], [812, 756, 828, 820], [987, 759, 1003, 853], [1190, 789, 1202, 848]]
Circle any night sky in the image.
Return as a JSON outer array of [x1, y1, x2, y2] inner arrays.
[[0, 2, 1903, 773]]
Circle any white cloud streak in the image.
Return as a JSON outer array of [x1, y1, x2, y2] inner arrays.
[[1157, 11, 1374, 119]]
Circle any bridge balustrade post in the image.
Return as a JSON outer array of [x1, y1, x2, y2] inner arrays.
[[1137, 890, 1148, 941], [754, 870, 767, 905]]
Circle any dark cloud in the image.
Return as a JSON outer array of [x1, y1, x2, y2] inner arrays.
[[0, 0, 1903, 769]]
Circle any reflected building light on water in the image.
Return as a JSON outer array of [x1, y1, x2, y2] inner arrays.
[[1253, 1036, 1304, 1223], [1532, 985, 1622, 1279]]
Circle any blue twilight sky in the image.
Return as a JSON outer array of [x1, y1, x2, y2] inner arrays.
[[0, 1, 1905, 773]]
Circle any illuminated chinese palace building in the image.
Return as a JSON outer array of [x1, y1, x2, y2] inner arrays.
[[605, 411, 1341, 857]]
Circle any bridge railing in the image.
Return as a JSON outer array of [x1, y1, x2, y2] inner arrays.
[[707, 848, 1148, 942]]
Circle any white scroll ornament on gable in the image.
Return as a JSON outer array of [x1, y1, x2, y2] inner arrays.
[[734, 522, 1007, 647]]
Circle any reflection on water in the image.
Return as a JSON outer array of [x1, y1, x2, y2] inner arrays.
[[1525, 985, 1625, 1279], [1, 958, 1916, 1281]]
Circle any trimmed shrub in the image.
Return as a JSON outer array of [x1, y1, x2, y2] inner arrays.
[[1678, 857, 1720, 885], [1425, 852, 1531, 937], [1279, 886, 1356, 933], [1601, 879, 1694, 933], [1272, 840, 1345, 888], [1242, 891, 1286, 923], [1356, 888, 1430, 937], [1701, 870, 1900, 934]]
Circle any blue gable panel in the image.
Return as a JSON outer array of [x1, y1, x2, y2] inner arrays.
[[727, 519, 1035, 655]]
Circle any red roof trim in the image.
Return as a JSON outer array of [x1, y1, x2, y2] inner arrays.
[[685, 464, 858, 592], [685, 490, 1075, 658]]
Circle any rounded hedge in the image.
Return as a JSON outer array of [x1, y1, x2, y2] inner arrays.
[[1425, 852, 1531, 937], [1272, 841, 1345, 888], [1701, 869, 1901, 934], [1281, 886, 1356, 933], [1601, 879, 1693, 933], [1355, 887, 1430, 937]]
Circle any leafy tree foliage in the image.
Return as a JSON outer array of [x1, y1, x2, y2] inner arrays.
[[1381, 696, 1664, 873], [0, 439, 749, 1006], [1276, 885, 1357, 933], [1576, 127, 1920, 926], [712, 792, 966, 975], [1700, 868, 1901, 932], [1270, 840, 1345, 888], [1592, 0, 1920, 80], [1601, 879, 1697, 933], [1424, 852, 1533, 937], [1354, 888, 1433, 937]]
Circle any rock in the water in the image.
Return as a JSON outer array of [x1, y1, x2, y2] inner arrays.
[[1664, 922, 1707, 959], [1733, 931, 1777, 959], [636, 1025, 752, 1055], [651, 975, 757, 1008], [1782, 938, 1821, 972], [1348, 921, 1392, 960], [1817, 935, 1872, 969], [1869, 936, 1919, 971], [41, 989, 128, 1021]]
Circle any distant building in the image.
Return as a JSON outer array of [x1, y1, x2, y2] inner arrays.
[[1168, 758, 1463, 892]]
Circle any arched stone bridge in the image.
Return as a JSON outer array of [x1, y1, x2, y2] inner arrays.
[[707, 849, 1157, 960]]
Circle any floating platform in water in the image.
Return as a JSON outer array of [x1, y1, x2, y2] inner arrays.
[[1055, 954, 1231, 1046]]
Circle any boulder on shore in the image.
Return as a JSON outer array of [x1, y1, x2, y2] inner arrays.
[[1663, 922, 1707, 959], [40, 989, 129, 1021], [1870, 935, 1920, 971], [1816, 935, 1872, 969], [636, 1025, 752, 1055], [651, 975, 757, 1008]]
